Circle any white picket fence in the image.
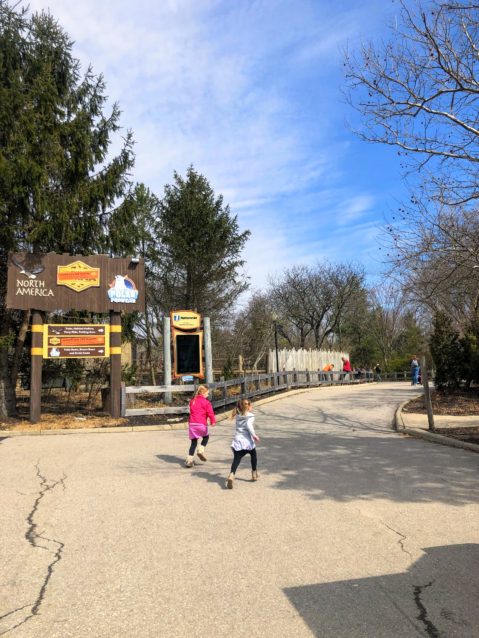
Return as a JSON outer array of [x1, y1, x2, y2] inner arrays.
[[268, 348, 349, 373]]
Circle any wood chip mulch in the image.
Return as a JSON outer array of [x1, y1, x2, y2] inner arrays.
[[402, 390, 479, 416]]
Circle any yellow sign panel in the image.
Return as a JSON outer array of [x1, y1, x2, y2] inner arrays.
[[57, 261, 100, 292], [170, 310, 201, 330]]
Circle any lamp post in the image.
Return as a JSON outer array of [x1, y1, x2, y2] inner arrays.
[[274, 320, 280, 375]]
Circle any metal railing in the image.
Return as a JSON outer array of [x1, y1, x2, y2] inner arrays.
[[122, 369, 414, 417]]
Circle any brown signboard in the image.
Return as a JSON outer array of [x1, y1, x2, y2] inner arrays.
[[6, 253, 145, 313], [43, 324, 110, 358]]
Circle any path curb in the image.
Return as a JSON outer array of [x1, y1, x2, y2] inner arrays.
[[395, 400, 479, 453]]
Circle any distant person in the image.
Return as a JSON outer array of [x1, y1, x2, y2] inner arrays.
[[322, 363, 334, 380], [374, 363, 382, 382], [185, 385, 216, 468], [341, 357, 352, 380], [410, 356, 420, 386], [226, 399, 260, 489]]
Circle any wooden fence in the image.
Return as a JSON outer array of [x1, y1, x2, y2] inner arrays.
[[121, 369, 414, 417], [268, 348, 349, 373]]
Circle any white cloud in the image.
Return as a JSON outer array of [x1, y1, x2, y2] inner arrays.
[[27, 0, 400, 292]]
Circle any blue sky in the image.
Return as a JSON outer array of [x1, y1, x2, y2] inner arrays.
[[28, 0, 405, 293]]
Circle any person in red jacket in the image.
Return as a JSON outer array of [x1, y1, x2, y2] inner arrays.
[[341, 357, 352, 379], [185, 385, 216, 467]]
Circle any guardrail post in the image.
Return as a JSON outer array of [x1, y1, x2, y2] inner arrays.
[[163, 316, 172, 404], [422, 357, 435, 431]]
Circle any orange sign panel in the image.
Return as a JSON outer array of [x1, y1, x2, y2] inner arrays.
[[57, 261, 100, 292]]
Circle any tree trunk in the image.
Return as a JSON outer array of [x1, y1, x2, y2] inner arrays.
[[0, 291, 17, 416], [0, 341, 17, 417], [11, 309, 31, 390]]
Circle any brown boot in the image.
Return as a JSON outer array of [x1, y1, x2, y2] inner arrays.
[[185, 455, 194, 468], [252, 470, 259, 482], [226, 473, 235, 489], [197, 445, 207, 462]]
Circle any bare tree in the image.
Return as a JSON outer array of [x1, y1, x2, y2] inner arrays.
[[269, 265, 314, 348], [231, 292, 275, 370], [368, 284, 409, 367], [269, 263, 365, 349], [344, 1, 479, 206], [385, 198, 479, 328]]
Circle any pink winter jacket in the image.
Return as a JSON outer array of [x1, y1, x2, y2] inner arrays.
[[189, 395, 216, 426]]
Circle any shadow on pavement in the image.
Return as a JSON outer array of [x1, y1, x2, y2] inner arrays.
[[191, 470, 227, 489], [284, 543, 479, 638], [257, 428, 478, 505], [155, 454, 184, 468]]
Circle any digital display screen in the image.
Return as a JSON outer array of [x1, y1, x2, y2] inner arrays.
[[175, 334, 201, 374]]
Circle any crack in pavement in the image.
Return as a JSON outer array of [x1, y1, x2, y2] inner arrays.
[[413, 581, 441, 638], [381, 522, 413, 559], [0, 463, 66, 636]]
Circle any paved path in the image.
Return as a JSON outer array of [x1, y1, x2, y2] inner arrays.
[[1, 382, 478, 637]]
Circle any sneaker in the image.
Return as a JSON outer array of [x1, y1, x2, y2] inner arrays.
[[226, 474, 234, 489]]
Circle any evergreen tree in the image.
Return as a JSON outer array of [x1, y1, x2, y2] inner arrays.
[[157, 166, 250, 319], [0, 2, 134, 415], [460, 315, 479, 389], [110, 183, 162, 383], [429, 311, 463, 391]]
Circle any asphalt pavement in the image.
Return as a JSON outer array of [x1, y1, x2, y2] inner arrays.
[[1, 382, 478, 637]]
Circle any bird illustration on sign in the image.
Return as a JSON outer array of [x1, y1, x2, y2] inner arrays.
[[11, 255, 45, 279]]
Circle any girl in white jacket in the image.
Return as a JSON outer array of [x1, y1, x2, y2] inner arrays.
[[226, 399, 260, 489]]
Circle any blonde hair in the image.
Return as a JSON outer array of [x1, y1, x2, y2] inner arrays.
[[231, 398, 251, 418], [191, 385, 209, 405]]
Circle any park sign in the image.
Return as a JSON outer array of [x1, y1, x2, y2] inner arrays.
[[44, 324, 110, 358], [170, 310, 201, 330], [170, 310, 204, 379], [6, 252, 145, 313]]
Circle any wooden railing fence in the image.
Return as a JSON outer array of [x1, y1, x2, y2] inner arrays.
[[121, 369, 413, 417]]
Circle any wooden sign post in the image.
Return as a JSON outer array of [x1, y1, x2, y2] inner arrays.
[[6, 252, 145, 423], [30, 310, 43, 424], [110, 311, 122, 418]]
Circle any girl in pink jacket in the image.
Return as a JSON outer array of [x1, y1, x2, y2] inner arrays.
[[185, 385, 216, 467]]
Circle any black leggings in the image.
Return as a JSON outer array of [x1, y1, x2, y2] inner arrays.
[[188, 436, 209, 456], [230, 448, 257, 474]]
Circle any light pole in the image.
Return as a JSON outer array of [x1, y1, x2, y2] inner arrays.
[[274, 320, 280, 374]]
